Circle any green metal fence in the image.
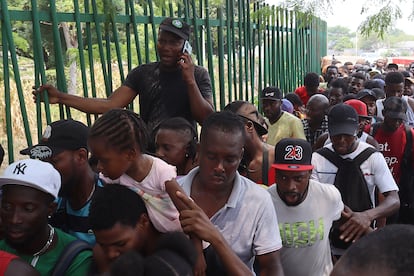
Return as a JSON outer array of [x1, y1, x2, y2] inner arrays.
[[0, 0, 326, 163]]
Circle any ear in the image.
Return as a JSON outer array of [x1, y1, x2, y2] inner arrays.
[[245, 121, 255, 134], [136, 213, 151, 230], [75, 148, 89, 164], [126, 148, 138, 161]]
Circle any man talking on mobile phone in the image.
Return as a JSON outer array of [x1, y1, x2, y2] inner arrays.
[[33, 18, 214, 136]]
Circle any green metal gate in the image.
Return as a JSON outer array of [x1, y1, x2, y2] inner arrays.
[[0, 0, 326, 163]]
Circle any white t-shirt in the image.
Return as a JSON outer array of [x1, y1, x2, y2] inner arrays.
[[178, 167, 283, 272], [268, 180, 343, 276], [100, 155, 181, 233], [311, 141, 398, 206]]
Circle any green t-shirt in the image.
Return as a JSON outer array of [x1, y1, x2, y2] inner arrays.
[[0, 228, 92, 276]]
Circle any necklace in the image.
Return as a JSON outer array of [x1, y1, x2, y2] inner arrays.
[[31, 224, 54, 267], [33, 224, 54, 257], [85, 184, 96, 203]]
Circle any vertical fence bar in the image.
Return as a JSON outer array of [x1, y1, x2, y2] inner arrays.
[[217, 7, 225, 110], [241, 0, 249, 100], [103, 1, 113, 94], [256, 2, 263, 100], [2, 24, 14, 163], [204, 0, 216, 107], [49, 0, 71, 117], [74, 0, 92, 126], [230, 0, 237, 99], [31, 0, 51, 131], [1, 1, 33, 149], [125, 0, 132, 72], [85, 0, 99, 122], [148, 0, 158, 60], [263, 8, 269, 88], [128, 0, 143, 65], [191, 0, 201, 66], [91, 0, 110, 96], [109, 4, 125, 83], [237, 0, 243, 99], [270, 6, 276, 87], [225, 0, 233, 103], [246, 2, 254, 102]]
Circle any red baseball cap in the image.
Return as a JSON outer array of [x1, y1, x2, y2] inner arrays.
[[344, 99, 371, 120]]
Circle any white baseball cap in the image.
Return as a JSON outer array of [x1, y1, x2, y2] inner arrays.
[[0, 159, 61, 199]]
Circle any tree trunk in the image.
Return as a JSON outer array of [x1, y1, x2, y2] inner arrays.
[[61, 22, 78, 95]]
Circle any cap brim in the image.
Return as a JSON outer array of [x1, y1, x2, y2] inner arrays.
[[260, 97, 279, 101], [357, 93, 377, 100], [0, 179, 56, 199], [20, 146, 33, 155], [271, 164, 313, 171], [329, 124, 358, 137], [405, 78, 414, 84], [359, 115, 372, 120], [386, 111, 407, 120], [24, 145, 63, 160], [252, 121, 268, 136], [159, 25, 189, 40]]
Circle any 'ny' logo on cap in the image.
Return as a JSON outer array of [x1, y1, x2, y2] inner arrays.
[[284, 145, 303, 161], [13, 162, 27, 175]]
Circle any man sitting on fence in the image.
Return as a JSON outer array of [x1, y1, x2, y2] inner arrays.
[[33, 17, 214, 134]]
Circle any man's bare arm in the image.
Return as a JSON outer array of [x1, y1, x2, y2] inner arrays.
[[33, 84, 137, 114]]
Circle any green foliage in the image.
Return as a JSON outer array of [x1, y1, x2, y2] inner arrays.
[[357, 28, 414, 51], [279, 0, 414, 37], [327, 25, 354, 52], [359, 3, 402, 38]]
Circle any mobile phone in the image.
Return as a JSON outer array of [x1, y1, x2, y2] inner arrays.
[[182, 40, 192, 55]]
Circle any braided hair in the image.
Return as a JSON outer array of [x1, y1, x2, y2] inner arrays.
[[89, 109, 149, 153]]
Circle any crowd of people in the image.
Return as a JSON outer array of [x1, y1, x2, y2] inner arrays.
[[0, 16, 413, 275]]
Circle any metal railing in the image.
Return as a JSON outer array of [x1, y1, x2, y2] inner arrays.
[[0, 0, 327, 163]]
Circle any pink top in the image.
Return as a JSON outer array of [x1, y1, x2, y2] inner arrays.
[[101, 155, 182, 233]]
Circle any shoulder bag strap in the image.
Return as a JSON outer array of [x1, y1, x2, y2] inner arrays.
[[51, 239, 91, 276]]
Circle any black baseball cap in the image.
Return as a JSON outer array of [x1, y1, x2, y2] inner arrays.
[[272, 138, 313, 171], [20, 119, 89, 160], [383, 96, 407, 120], [159, 18, 191, 41], [328, 104, 359, 136], [356, 89, 377, 100], [261, 87, 282, 101]]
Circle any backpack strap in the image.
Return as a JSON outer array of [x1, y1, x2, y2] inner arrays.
[[316, 147, 344, 167], [317, 146, 377, 167], [51, 239, 91, 276], [369, 122, 381, 137], [402, 126, 413, 169], [352, 147, 378, 166]]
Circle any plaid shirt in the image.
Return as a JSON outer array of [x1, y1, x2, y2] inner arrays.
[[301, 115, 329, 146]]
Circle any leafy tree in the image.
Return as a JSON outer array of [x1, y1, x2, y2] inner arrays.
[[357, 28, 414, 51], [275, 0, 414, 37], [328, 26, 354, 52]]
